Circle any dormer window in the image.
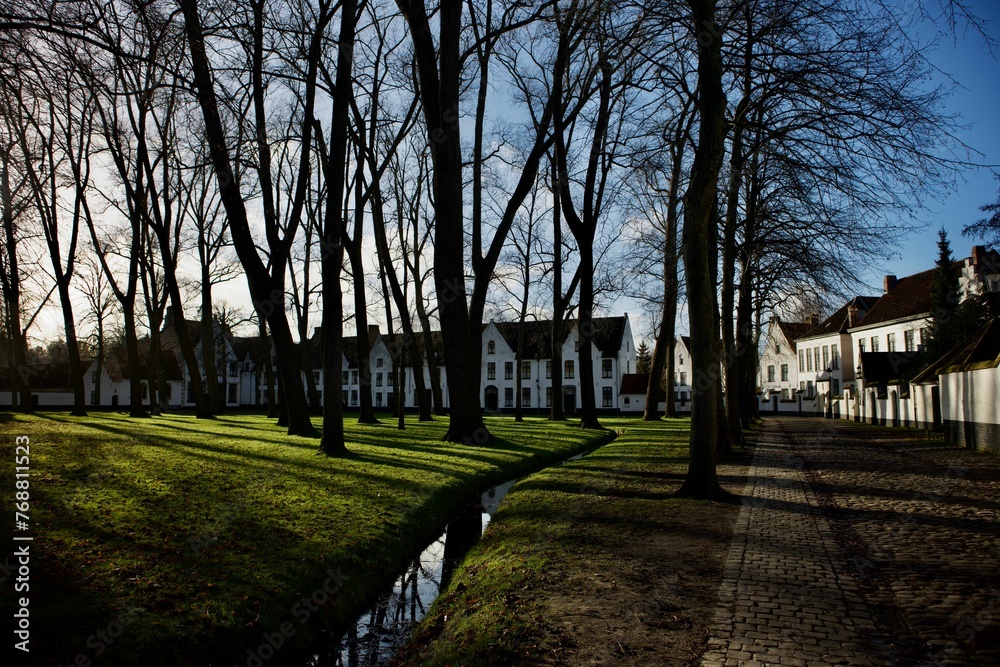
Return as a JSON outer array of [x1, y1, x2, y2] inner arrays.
[[487, 340, 495, 354], [776, 343, 781, 354]]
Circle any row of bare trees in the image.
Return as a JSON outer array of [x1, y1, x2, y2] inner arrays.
[[1, 1, 989, 491]]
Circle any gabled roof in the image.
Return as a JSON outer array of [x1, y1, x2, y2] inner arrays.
[[0, 360, 87, 390], [619, 372, 666, 400], [493, 320, 565, 359], [771, 319, 813, 349], [912, 318, 1000, 383], [853, 263, 963, 329], [800, 296, 882, 340], [679, 336, 691, 353], [381, 330, 445, 367], [101, 339, 184, 382], [572, 316, 627, 357]]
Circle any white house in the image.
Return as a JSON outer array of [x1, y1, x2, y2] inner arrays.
[[757, 316, 815, 414], [795, 296, 880, 419]]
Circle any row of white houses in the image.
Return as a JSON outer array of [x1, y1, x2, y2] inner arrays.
[[757, 245, 1000, 453], [3, 314, 656, 416]]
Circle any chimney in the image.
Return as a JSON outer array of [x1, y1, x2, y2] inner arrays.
[[971, 245, 986, 269], [368, 324, 380, 341], [808, 313, 819, 327], [883, 275, 897, 293], [164, 306, 174, 330]]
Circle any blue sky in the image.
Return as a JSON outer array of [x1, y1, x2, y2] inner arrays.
[[862, 0, 1000, 287]]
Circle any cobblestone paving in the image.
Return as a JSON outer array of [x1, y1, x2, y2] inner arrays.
[[702, 418, 1000, 667], [703, 420, 890, 667], [792, 419, 1000, 667]]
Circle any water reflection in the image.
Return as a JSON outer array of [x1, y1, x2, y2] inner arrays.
[[307, 482, 511, 667]]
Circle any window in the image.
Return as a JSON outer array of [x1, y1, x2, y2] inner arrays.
[[679, 372, 687, 386], [376, 392, 383, 407], [351, 370, 359, 385], [387, 371, 394, 387], [342, 371, 349, 385], [376, 372, 383, 387], [870, 336, 879, 352], [487, 340, 496, 354], [342, 390, 348, 405], [376, 357, 383, 368], [806, 349, 813, 372], [313, 370, 321, 385], [228, 383, 238, 404], [822, 346, 829, 370], [814, 348, 820, 372], [679, 355, 684, 366], [602, 386, 613, 407], [887, 333, 896, 352], [504, 387, 514, 407], [90, 390, 96, 405], [904, 330, 915, 352], [920, 328, 930, 350], [229, 361, 238, 377], [832, 378, 841, 395], [831, 344, 839, 370], [767, 365, 776, 382], [545, 360, 552, 379], [351, 389, 358, 406], [780, 364, 788, 382], [782, 389, 790, 400], [504, 362, 514, 380], [487, 362, 496, 380], [521, 387, 531, 407], [564, 360, 575, 379], [807, 380, 814, 397], [859, 339, 866, 353], [546, 387, 552, 407], [799, 350, 805, 372], [602, 359, 612, 379], [776, 343, 782, 354], [800, 381, 805, 392], [521, 360, 531, 380]]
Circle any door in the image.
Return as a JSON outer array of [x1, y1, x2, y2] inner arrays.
[[484, 386, 498, 412], [562, 386, 576, 415]]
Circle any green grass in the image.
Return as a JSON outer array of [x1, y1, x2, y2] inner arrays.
[[0, 412, 609, 666], [393, 417, 708, 666]]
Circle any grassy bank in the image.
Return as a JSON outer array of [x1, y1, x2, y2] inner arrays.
[[392, 417, 749, 667], [0, 412, 608, 666]]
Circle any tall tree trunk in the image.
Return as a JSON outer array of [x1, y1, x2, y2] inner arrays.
[[576, 241, 600, 429], [201, 263, 223, 413], [396, 0, 486, 443], [257, 316, 277, 416], [179, 0, 314, 435], [677, 0, 726, 499], [55, 279, 87, 416], [550, 159, 566, 421], [345, 206, 377, 424], [317, 0, 358, 454], [122, 301, 147, 418]]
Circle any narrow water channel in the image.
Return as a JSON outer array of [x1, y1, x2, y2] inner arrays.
[[306, 453, 586, 667]]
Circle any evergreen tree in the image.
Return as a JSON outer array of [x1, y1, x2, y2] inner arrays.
[[636, 340, 652, 374], [925, 228, 960, 360]]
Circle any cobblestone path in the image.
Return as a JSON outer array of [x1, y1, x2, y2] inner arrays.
[[703, 418, 1000, 667]]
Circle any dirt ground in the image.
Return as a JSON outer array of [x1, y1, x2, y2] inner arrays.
[[530, 461, 749, 666]]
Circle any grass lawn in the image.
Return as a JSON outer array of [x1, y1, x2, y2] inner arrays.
[[0, 411, 610, 666], [392, 417, 750, 667]]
